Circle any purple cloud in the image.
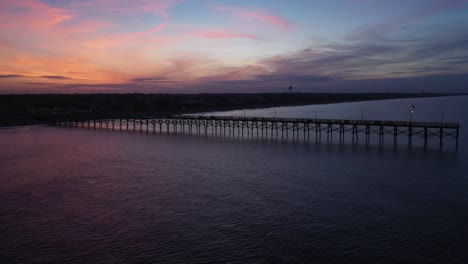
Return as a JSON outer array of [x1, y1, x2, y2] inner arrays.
[[0, 74, 24, 78], [40, 75, 75, 80]]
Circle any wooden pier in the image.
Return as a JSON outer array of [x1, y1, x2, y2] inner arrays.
[[56, 115, 460, 149]]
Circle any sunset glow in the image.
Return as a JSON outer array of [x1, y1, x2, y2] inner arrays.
[[1, 0, 468, 93]]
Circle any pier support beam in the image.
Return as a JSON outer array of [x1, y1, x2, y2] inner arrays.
[[408, 126, 413, 147], [366, 125, 370, 144], [424, 128, 428, 148], [379, 125, 384, 144], [440, 128, 443, 149]]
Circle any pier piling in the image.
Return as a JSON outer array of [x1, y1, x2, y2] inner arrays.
[[57, 115, 460, 149]]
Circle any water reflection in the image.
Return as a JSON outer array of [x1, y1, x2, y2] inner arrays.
[[1, 96, 467, 263]]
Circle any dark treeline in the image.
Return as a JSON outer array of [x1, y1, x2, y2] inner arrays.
[[0, 93, 461, 126]]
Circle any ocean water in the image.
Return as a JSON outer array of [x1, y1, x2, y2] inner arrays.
[[1, 96, 467, 263]]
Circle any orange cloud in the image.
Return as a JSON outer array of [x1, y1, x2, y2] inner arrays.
[[0, 0, 277, 92], [0, 0, 173, 84], [0, 54, 122, 82]]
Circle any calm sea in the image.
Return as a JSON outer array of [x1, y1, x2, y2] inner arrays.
[[1, 96, 467, 263]]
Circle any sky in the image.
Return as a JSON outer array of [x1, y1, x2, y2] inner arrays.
[[0, 0, 468, 93]]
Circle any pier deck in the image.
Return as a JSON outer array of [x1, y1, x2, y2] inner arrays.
[[57, 115, 460, 149]]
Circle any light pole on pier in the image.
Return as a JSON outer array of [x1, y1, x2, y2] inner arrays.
[[409, 105, 415, 122]]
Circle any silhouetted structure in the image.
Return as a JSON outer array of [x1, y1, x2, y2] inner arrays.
[[56, 115, 460, 149]]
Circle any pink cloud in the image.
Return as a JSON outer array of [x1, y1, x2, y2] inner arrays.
[[67, 0, 183, 18], [0, 0, 73, 29], [138, 23, 167, 35], [64, 20, 114, 33], [0, 0, 275, 91], [193, 30, 258, 40], [83, 23, 168, 48], [215, 6, 292, 30], [0, 0, 181, 88], [241, 12, 290, 30], [0, 3, 173, 81], [0, 1, 115, 37]]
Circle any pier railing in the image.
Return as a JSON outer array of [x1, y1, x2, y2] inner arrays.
[[180, 115, 459, 128]]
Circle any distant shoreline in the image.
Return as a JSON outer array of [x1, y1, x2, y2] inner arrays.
[[182, 94, 468, 115], [0, 93, 465, 127]]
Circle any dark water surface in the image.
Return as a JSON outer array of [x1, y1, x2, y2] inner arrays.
[[1, 96, 468, 263]]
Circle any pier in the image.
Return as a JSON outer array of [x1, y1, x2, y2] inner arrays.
[[56, 115, 460, 149]]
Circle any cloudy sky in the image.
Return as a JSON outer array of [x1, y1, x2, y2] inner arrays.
[[1, 0, 468, 93]]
